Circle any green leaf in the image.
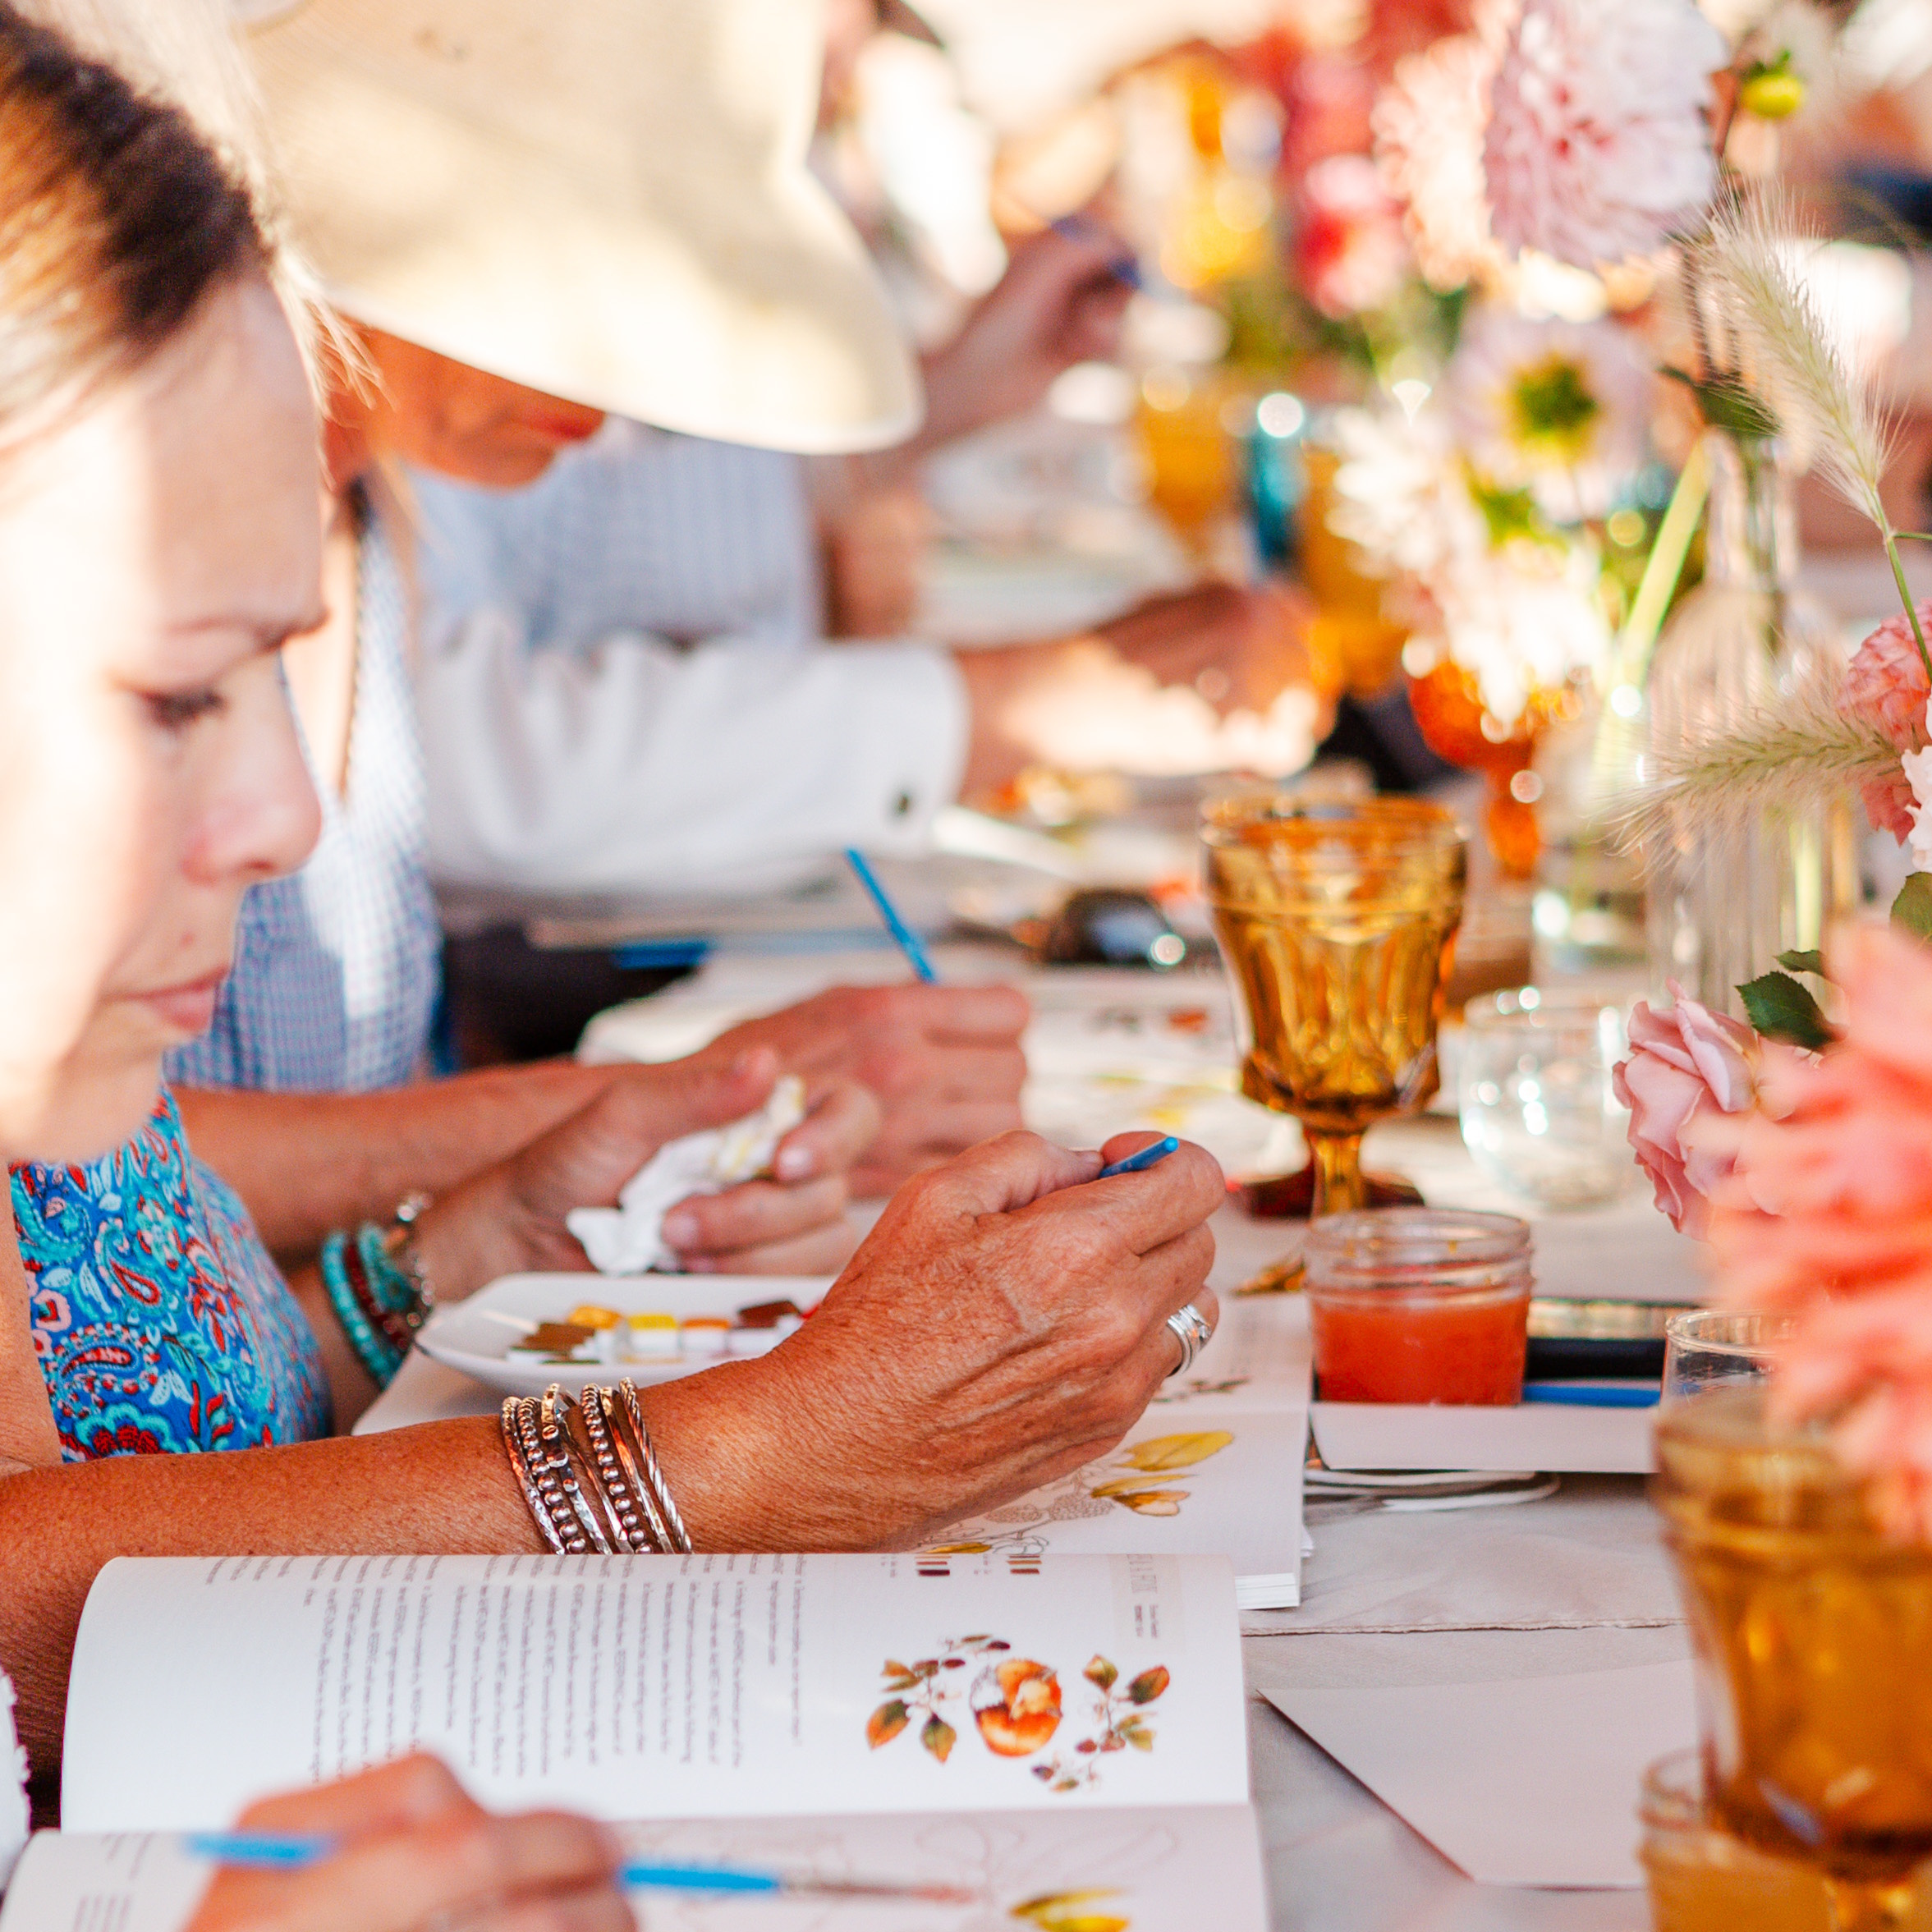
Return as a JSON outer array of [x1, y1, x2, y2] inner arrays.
[[1083, 1654, 1117, 1690], [1126, 1667, 1171, 1706], [921, 1715, 956, 1763], [1774, 949, 1826, 977], [1124, 1725, 1156, 1751], [1737, 971, 1835, 1051], [1660, 366, 1780, 442], [1893, 873, 1932, 942], [866, 1700, 910, 1749]]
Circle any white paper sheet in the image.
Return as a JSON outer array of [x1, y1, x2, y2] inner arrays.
[[924, 1296, 1312, 1609], [1310, 1400, 1656, 1475], [1264, 1659, 1697, 1887]]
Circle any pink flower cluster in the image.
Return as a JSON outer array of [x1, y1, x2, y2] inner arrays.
[[1613, 987, 1759, 1240], [1708, 925, 1932, 1544], [1844, 599, 1932, 842]]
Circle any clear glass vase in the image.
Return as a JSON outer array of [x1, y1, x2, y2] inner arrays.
[[1643, 432, 1858, 1016]]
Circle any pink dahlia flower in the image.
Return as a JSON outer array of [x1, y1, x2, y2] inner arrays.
[[1613, 986, 1760, 1240], [1844, 601, 1932, 842], [1482, 0, 1728, 271], [1709, 923, 1932, 1542]]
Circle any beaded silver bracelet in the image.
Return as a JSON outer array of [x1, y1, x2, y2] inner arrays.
[[613, 1380, 693, 1554], [587, 1385, 669, 1552], [507, 1392, 600, 1556], [573, 1383, 648, 1553], [500, 1397, 567, 1555], [538, 1385, 613, 1554]]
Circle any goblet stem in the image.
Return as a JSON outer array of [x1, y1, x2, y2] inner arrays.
[[1824, 1877, 1920, 1931], [1307, 1130, 1368, 1217]]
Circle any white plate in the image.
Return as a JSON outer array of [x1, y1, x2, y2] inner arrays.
[[415, 1271, 836, 1398]]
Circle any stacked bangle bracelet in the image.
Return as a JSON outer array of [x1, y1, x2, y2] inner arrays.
[[501, 1381, 693, 1556]]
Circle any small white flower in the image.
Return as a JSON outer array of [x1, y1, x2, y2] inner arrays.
[[1901, 700, 1932, 871], [1443, 307, 1654, 520]]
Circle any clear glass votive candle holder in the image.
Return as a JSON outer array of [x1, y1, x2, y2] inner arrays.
[[1457, 987, 1634, 1210], [1304, 1207, 1532, 1405], [1661, 1309, 1795, 1408]]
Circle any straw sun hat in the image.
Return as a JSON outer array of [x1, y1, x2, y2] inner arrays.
[[240, 0, 922, 452]]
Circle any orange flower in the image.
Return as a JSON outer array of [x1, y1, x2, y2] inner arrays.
[[1709, 924, 1932, 1540], [971, 1658, 1063, 1757]]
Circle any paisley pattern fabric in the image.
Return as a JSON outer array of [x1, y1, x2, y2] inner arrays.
[[11, 1091, 331, 1461]]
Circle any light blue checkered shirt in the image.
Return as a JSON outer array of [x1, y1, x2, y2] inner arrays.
[[411, 420, 817, 651], [166, 503, 443, 1094]]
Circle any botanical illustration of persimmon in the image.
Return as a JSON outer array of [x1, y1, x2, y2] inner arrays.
[[865, 1638, 1169, 1791]]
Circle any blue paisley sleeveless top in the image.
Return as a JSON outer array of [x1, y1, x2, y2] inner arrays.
[[11, 1091, 331, 1461]]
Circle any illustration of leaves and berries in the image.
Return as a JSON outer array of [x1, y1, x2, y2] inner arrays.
[[865, 1634, 1011, 1764], [1030, 1655, 1172, 1792], [866, 1640, 1170, 1792]]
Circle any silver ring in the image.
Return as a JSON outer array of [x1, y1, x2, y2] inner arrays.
[[1164, 1302, 1214, 1378]]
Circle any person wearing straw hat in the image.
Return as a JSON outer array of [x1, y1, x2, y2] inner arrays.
[[108, 0, 1042, 1255], [397, 3, 1319, 911]]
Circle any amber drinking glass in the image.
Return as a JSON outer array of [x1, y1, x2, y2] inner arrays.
[[1654, 1388, 1932, 1930], [1202, 796, 1467, 1217]]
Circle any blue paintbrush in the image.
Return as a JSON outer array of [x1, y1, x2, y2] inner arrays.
[[184, 1833, 977, 1902], [844, 847, 939, 984], [1097, 1136, 1180, 1180]]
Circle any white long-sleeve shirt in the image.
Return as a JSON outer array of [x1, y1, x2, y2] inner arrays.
[[411, 420, 968, 897]]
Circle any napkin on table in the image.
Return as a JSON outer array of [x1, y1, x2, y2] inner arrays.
[[566, 1076, 807, 1274]]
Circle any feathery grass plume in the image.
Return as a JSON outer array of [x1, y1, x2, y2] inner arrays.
[[1693, 188, 1896, 533], [1614, 677, 1903, 851]]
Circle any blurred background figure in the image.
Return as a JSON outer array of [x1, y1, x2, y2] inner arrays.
[[412, 0, 1350, 1062]]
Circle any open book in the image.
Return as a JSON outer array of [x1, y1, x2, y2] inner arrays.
[[360, 1292, 1314, 1612], [7, 1552, 1266, 1930], [917, 1296, 1310, 1610]]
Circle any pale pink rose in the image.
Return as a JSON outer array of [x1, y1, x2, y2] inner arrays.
[[1844, 602, 1932, 842], [1613, 985, 1760, 1239], [1482, 0, 1728, 271], [1708, 924, 1932, 1544]]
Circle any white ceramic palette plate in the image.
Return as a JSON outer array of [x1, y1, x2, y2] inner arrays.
[[415, 1271, 836, 1399]]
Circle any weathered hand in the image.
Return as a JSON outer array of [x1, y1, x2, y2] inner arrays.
[[416, 1049, 876, 1295], [706, 984, 1029, 1196], [642, 1130, 1225, 1550], [186, 1753, 627, 1932], [955, 581, 1335, 796], [916, 223, 1134, 451]]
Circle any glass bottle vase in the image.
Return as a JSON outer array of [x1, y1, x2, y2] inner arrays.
[[1643, 432, 1858, 1016]]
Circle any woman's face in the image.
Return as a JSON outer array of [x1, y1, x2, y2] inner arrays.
[[0, 275, 324, 1163], [356, 331, 605, 489]]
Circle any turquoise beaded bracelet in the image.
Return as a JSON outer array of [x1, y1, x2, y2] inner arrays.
[[320, 1230, 403, 1387]]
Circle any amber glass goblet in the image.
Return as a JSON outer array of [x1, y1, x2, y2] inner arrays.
[[1654, 1388, 1932, 1931], [1202, 795, 1466, 1219]]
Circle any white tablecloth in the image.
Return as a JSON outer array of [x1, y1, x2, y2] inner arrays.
[[382, 955, 1697, 1928]]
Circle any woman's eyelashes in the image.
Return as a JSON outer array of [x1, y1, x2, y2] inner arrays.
[[143, 686, 229, 733]]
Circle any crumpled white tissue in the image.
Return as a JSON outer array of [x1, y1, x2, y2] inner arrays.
[[0, 1668, 28, 1888], [567, 1076, 807, 1273]]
